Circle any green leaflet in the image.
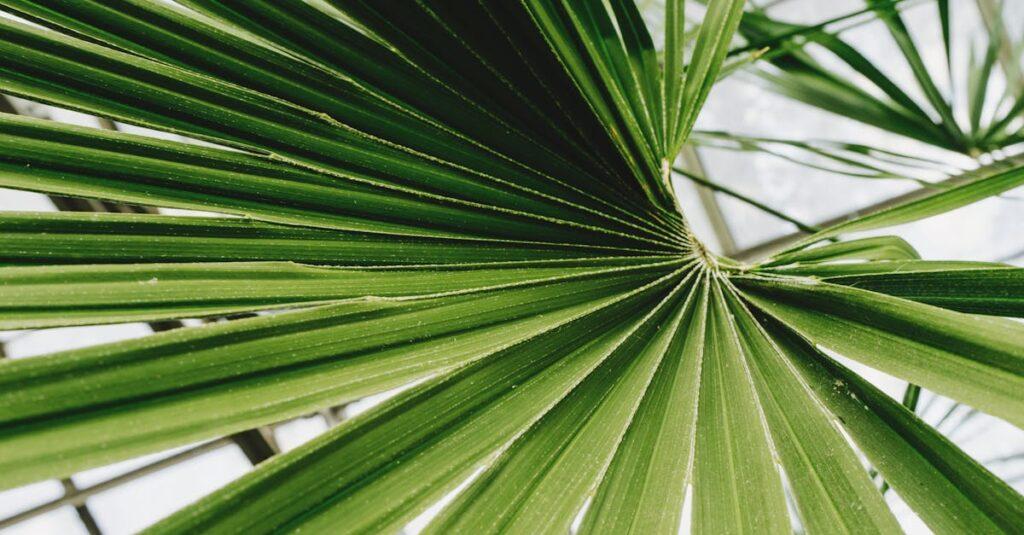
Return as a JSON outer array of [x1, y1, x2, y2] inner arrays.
[[146, 269, 689, 534], [759, 235, 920, 267], [723, 290, 901, 534], [0, 114, 654, 244], [0, 265, 689, 489], [689, 280, 789, 534], [579, 278, 706, 534], [0, 119, 677, 251], [737, 276, 1024, 429], [524, 0, 664, 207], [967, 28, 1000, 136], [786, 163, 1024, 249], [0, 13, 684, 249], [0, 0, 622, 202], [0, 212, 653, 265], [740, 1, 1024, 157], [816, 264, 1024, 317], [765, 321, 1024, 533], [738, 10, 953, 150], [582, 0, 663, 172], [610, 0, 663, 155], [760, 259, 1006, 277], [691, 130, 955, 184], [316, 0, 645, 205], [0, 264, 681, 425], [662, 0, 684, 148], [0, 258, 681, 328], [669, 0, 745, 155], [983, 94, 1024, 148], [938, 0, 951, 78], [868, 0, 964, 143], [754, 66, 953, 149], [427, 277, 696, 534]]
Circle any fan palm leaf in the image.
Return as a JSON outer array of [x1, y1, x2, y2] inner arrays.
[[0, 1, 1021, 533], [714, 0, 1024, 174]]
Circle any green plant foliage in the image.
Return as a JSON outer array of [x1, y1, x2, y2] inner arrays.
[[722, 0, 1024, 164], [0, 0, 1021, 533]]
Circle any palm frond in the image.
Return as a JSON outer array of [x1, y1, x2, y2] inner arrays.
[[0, 1, 1021, 533], [732, 0, 1024, 159]]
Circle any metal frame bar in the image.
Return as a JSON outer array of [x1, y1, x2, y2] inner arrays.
[[677, 145, 739, 255], [0, 438, 235, 530], [0, 410, 349, 529]]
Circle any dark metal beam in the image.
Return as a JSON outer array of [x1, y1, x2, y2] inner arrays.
[[0, 439, 234, 530], [678, 146, 738, 255], [61, 479, 103, 535]]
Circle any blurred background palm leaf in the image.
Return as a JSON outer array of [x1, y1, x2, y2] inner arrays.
[[697, 0, 1024, 187], [0, 0, 1021, 533]]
